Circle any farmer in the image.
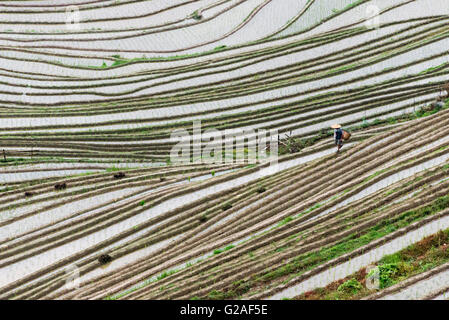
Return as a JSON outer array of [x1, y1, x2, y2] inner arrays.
[[331, 124, 344, 152], [442, 83, 449, 99], [435, 96, 445, 108], [428, 96, 446, 111]]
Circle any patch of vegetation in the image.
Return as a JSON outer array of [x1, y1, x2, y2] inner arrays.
[[214, 45, 227, 51], [222, 202, 232, 211], [208, 279, 253, 300], [157, 270, 176, 281], [415, 102, 444, 118], [337, 278, 363, 294], [298, 229, 449, 300], [105, 268, 178, 300], [277, 216, 293, 227], [106, 166, 122, 172], [192, 10, 202, 20]]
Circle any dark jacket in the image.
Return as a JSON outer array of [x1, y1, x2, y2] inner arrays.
[[335, 128, 343, 140]]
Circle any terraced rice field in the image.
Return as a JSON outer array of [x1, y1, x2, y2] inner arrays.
[[1, 0, 449, 301]]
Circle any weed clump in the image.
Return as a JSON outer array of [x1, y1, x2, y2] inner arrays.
[[198, 214, 208, 223], [337, 278, 363, 294], [256, 186, 266, 193], [192, 10, 202, 20], [24, 191, 34, 197], [416, 103, 443, 118], [222, 202, 232, 211], [54, 182, 67, 190], [377, 263, 401, 288], [98, 254, 112, 265], [113, 172, 126, 179]]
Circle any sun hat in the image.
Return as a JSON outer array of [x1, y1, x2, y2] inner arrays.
[[331, 124, 342, 129]]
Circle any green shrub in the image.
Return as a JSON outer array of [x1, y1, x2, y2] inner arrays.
[[337, 279, 363, 294], [380, 252, 402, 264], [192, 10, 202, 20], [378, 263, 400, 288]]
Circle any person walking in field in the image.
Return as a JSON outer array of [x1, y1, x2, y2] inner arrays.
[[435, 96, 445, 109], [331, 124, 344, 153], [442, 83, 449, 99]]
